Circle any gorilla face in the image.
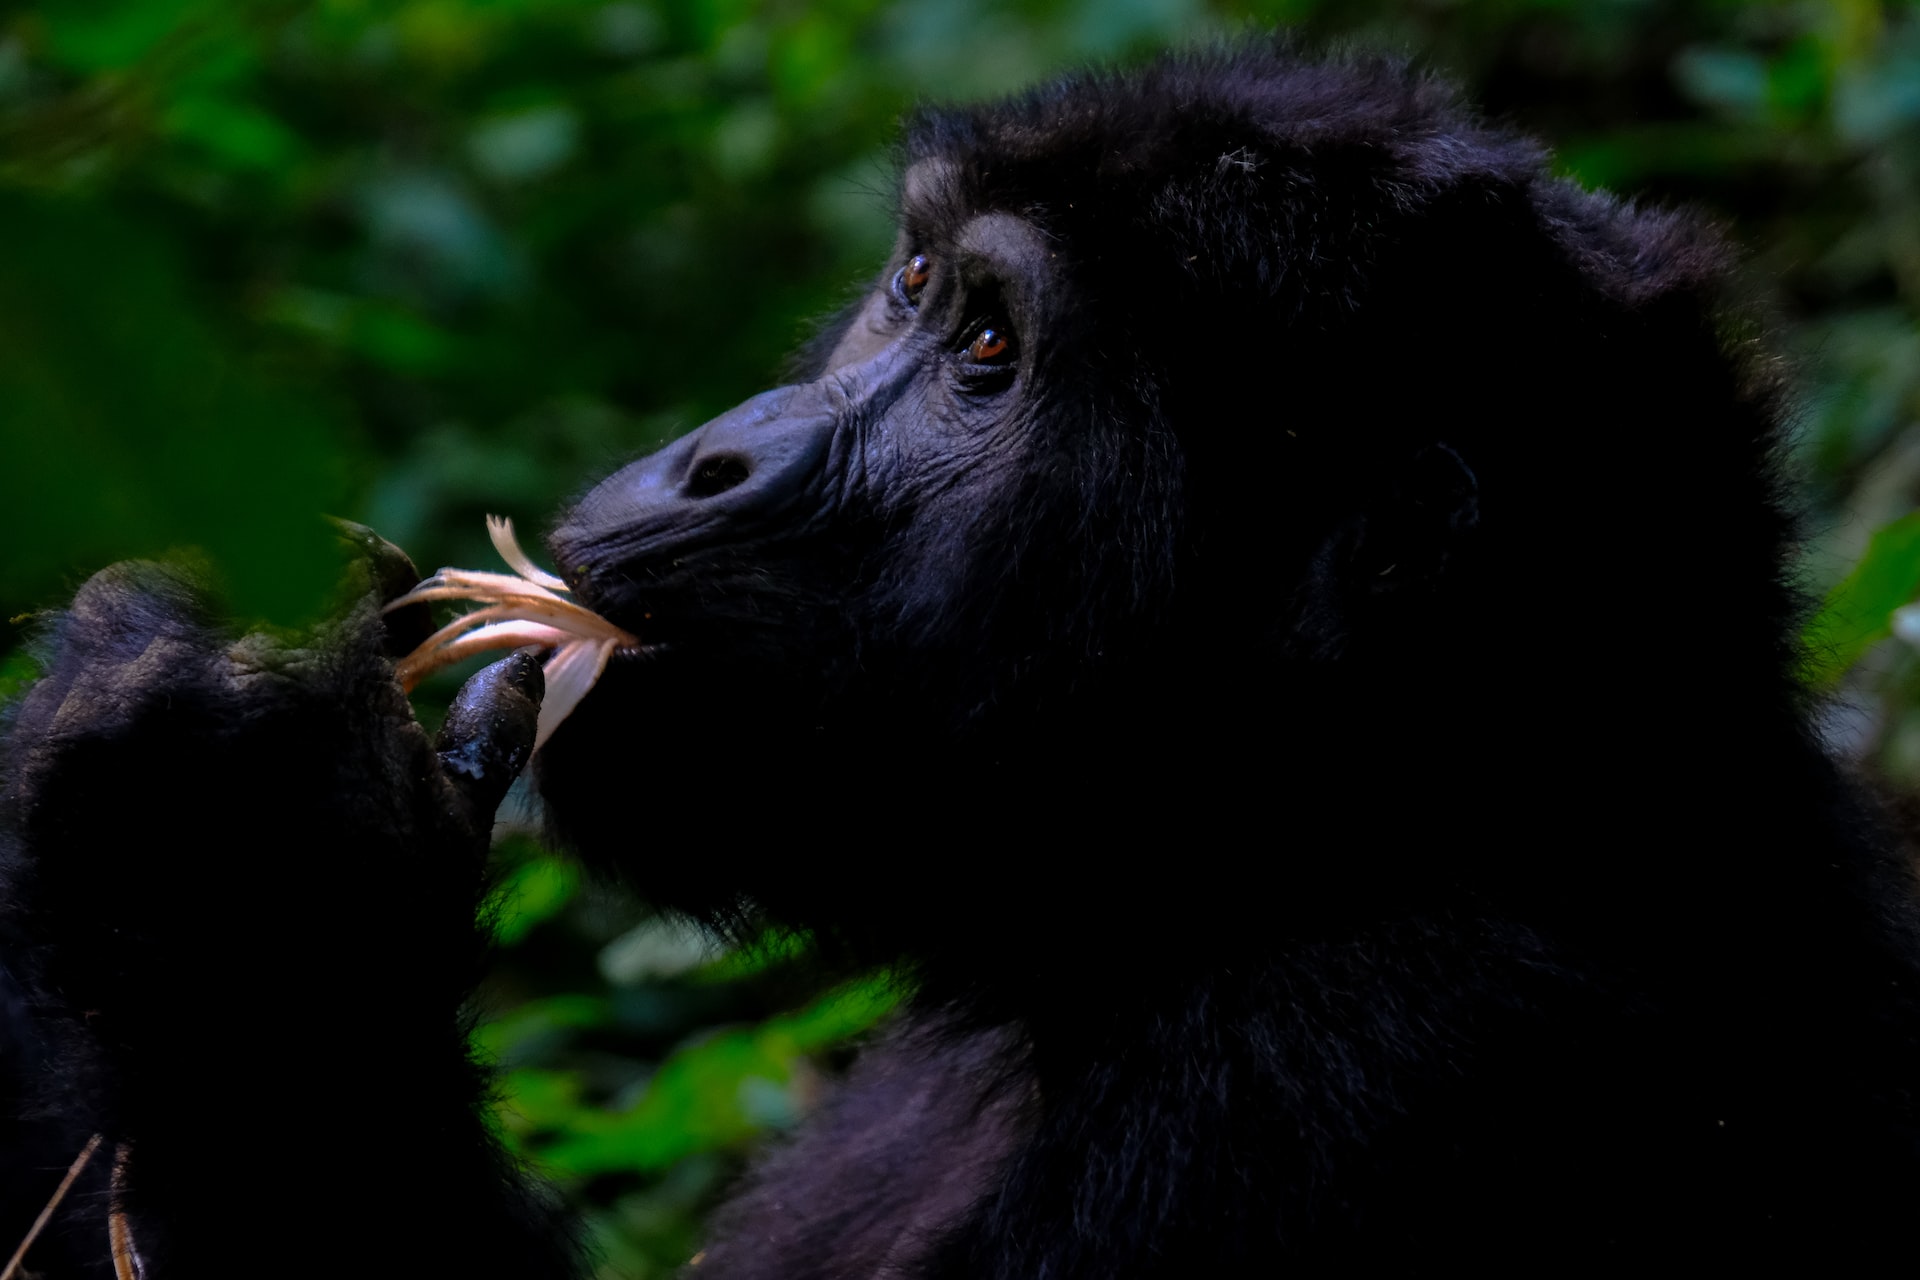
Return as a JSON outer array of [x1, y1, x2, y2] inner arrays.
[[548, 181, 1117, 729], [552, 201, 1059, 675]]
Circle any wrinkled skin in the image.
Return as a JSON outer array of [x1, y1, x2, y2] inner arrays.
[[7, 46, 1920, 1279]]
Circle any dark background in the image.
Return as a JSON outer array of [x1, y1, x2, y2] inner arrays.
[[4, 1, 1919, 1272]]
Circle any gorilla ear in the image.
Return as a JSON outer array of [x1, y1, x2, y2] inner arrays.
[[1351, 442, 1480, 594]]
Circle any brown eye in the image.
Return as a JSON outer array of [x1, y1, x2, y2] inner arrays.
[[896, 254, 931, 305], [967, 327, 1012, 363]]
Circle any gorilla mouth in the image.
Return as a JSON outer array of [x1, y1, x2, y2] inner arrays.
[[385, 515, 643, 748]]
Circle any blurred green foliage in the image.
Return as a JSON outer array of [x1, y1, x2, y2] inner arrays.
[[5, 0, 1920, 1273], [1805, 509, 1920, 687]]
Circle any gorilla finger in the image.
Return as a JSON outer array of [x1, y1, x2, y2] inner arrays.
[[63, 560, 221, 663], [5, 562, 225, 750], [435, 649, 546, 827], [327, 516, 433, 657]]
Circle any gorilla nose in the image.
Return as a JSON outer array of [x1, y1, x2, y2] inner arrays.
[[550, 385, 837, 579], [678, 386, 810, 500]]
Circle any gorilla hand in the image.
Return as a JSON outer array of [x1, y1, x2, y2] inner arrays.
[[0, 556, 579, 1276]]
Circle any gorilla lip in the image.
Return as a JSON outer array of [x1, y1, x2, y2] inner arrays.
[[386, 515, 640, 749]]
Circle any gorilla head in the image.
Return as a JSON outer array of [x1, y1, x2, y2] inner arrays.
[[531, 48, 1793, 961]]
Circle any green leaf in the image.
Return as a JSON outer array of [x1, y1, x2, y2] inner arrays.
[[532, 975, 901, 1176], [162, 96, 302, 171], [478, 994, 611, 1063], [1801, 510, 1920, 688], [39, 0, 208, 71], [689, 926, 812, 983], [776, 973, 900, 1052], [0, 650, 42, 705], [497, 1066, 586, 1139], [488, 848, 581, 947]]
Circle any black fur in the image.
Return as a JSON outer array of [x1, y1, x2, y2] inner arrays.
[[7, 44, 1920, 1276], [0, 565, 580, 1275]]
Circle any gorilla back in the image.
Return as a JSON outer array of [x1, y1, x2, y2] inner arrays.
[[7, 43, 1920, 1278]]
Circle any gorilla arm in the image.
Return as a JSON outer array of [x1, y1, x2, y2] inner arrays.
[[0, 559, 583, 1277]]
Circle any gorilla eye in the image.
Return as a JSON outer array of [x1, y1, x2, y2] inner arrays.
[[894, 254, 931, 307], [967, 328, 1014, 364]]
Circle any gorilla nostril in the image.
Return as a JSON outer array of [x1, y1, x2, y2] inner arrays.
[[687, 454, 752, 499]]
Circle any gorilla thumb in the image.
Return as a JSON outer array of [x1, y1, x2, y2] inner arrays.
[[435, 649, 545, 831]]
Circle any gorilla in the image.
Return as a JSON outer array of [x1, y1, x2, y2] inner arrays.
[[4, 44, 1920, 1278]]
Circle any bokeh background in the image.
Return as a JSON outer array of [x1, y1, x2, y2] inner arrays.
[[5, 0, 1920, 1273]]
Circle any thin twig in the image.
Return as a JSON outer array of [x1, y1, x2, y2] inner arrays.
[[109, 1143, 139, 1280], [1, 1131, 104, 1280]]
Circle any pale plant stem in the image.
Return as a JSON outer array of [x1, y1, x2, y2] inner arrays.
[[1, 1131, 103, 1280]]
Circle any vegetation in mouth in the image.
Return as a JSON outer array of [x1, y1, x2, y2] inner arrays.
[[386, 515, 639, 749]]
